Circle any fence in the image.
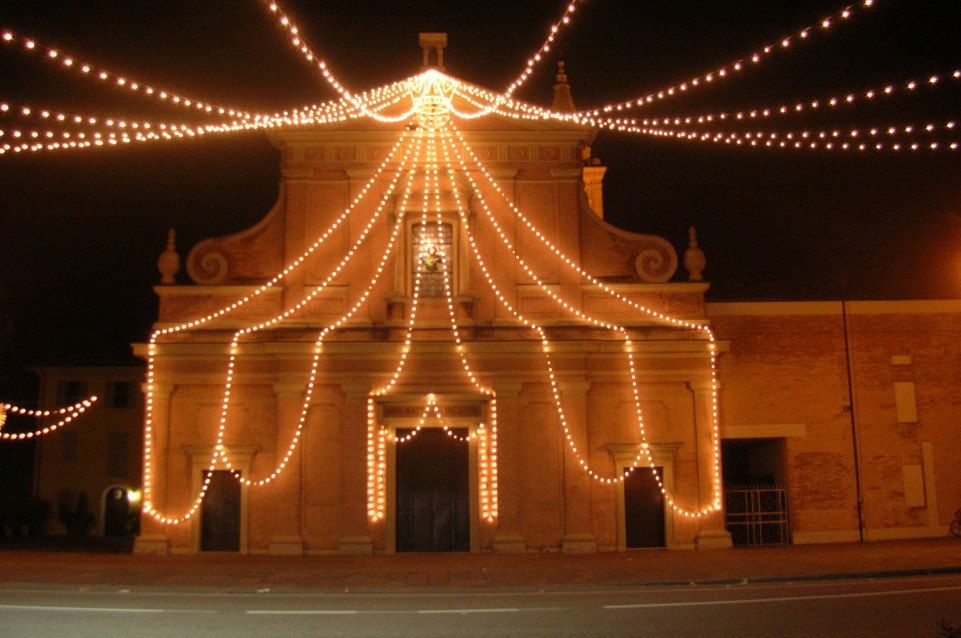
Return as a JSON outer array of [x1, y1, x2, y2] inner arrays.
[[723, 486, 790, 546]]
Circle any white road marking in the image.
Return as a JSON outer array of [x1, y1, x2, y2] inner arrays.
[[0, 604, 163, 614], [247, 609, 360, 615], [604, 584, 961, 610], [417, 608, 519, 614]]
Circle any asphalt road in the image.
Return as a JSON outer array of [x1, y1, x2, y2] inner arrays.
[[1, 574, 960, 637]]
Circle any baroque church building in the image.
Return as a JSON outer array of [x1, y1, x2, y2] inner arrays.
[[134, 38, 961, 555]]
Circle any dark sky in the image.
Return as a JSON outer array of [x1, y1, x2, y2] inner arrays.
[[0, 0, 958, 394]]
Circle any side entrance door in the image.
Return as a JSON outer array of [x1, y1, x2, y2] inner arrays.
[[201, 470, 241, 552], [624, 467, 666, 548]]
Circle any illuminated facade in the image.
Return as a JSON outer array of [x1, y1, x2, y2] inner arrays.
[[128, 44, 960, 556], [133, 69, 733, 554]]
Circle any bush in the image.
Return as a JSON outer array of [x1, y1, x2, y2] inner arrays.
[[58, 492, 95, 537], [0, 496, 50, 537]]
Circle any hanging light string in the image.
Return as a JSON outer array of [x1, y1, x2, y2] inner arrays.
[[367, 150, 433, 521], [451, 83, 960, 153], [0, 398, 97, 441], [447, 120, 721, 508], [0, 84, 416, 157], [0, 29, 252, 120], [502, 0, 585, 99], [142, 131, 419, 524], [383, 399, 484, 444], [633, 69, 961, 128], [561, 0, 878, 118], [366, 129, 498, 523], [216, 134, 423, 490], [448, 146, 720, 516], [641, 123, 959, 152], [443, 126, 721, 516], [432, 141, 498, 521], [455, 71, 961, 152], [149, 129, 413, 340], [255, 0, 408, 123]]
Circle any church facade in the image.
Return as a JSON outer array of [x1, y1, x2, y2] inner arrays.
[[132, 59, 960, 555]]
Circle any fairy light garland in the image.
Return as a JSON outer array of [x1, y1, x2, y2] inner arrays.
[[0, 29, 251, 120], [442, 126, 721, 515], [255, 0, 410, 123], [216, 135, 423, 490], [642, 123, 959, 152], [562, 0, 879, 117], [502, 0, 585, 99], [635, 69, 961, 128], [433, 143, 498, 521], [0, 397, 98, 441], [142, 133, 423, 524]]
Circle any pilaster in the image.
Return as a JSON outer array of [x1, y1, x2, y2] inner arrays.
[[688, 379, 732, 549], [134, 383, 174, 555], [490, 381, 525, 552], [559, 379, 598, 553], [268, 383, 305, 555]]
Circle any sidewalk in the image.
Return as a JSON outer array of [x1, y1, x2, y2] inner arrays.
[[0, 537, 959, 591]]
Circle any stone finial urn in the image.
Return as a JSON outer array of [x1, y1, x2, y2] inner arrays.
[[157, 228, 180, 284], [683, 226, 706, 281]]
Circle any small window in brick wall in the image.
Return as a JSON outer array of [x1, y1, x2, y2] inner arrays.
[[109, 381, 133, 409], [56, 380, 87, 406]]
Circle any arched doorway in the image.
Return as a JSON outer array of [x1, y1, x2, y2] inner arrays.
[[103, 486, 129, 536]]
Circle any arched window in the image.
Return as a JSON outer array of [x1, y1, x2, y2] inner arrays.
[[411, 221, 453, 298]]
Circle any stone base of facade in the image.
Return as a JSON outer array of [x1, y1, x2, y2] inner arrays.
[[269, 536, 304, 555], [694, 529, 733, 550], [339, 535, 374, 555], [133, 534, 170, 555], [561, 533, 598, 554], [792, 529, 861, 544], [864, 525, 948, 541], [492, 534, 527, 553]]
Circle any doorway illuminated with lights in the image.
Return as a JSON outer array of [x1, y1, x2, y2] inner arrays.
[[395, 427, 470, 552]]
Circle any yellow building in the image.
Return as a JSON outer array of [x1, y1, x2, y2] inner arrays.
[[34, 366, 144, 537]]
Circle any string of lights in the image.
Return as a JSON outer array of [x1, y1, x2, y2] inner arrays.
[[143, 132, 423, 523], [502, 1, 585, 99], [641, 124, 959, 152], [255, 0, 415, 123], [443, 126, 721, 516], [634, 69, 961, 128], [432, 142, 497, 522], [562, 0, 879, 117], [217, 135, 424, 490], [0, 28, 252, 119], [0, 398, 97, 441]]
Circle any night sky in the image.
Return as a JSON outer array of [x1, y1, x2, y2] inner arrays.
[[0, 0, 958, 398]]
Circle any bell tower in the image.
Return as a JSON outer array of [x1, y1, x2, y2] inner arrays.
[[419, 32, 448, 70]]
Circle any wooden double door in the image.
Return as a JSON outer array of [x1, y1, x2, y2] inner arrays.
[[395, 428, 470, 552]]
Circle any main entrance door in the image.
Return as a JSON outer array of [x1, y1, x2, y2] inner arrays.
[[624, 467, 666, 548], [201, 470, 241, 552], [395, 428, 469, 552]]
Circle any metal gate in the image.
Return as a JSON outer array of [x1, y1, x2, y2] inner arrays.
[[723, 486, 790, 546]]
